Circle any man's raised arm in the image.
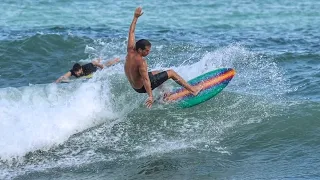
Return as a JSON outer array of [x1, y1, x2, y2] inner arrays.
[[127, 7, 143, 52]]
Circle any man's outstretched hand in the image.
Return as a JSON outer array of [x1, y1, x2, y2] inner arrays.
[[134, 7, 143, 18]]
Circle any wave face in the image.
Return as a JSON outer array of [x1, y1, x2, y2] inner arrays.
[[1, 0, 320, 179]]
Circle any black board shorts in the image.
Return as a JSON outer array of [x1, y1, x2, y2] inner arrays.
[[134, 71, 169, 93]]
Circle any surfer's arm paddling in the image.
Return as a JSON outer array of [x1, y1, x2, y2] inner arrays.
[[55, 72, 72, 83], [91, 59, 104, 69], [92, 57, 120, 69], [103, 58, 120, 67]]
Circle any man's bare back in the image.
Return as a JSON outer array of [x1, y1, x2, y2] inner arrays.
[[124, 51, 144, 89]]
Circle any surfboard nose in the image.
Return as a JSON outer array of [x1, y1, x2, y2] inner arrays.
[[226, 68, 236, 77]]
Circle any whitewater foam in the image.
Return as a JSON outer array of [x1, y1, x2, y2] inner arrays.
[[0, 72, 118, 160], [168, 44, 290, 98]]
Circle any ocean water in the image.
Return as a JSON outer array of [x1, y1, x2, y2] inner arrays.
[[0, 0, 319, 179]]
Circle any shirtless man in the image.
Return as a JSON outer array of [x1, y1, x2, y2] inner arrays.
[[124, 7, 202, 108]]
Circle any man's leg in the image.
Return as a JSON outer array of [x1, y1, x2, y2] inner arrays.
[[166, 69, 203, 96], [150, 70, 161, 75], [150, 70, 167, 91]]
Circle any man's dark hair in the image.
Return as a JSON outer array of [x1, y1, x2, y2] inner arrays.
[[135, 39, 151, 51], [72, 63, 82, 72]]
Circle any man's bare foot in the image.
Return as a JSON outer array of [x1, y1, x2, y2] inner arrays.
[[162, 92, 171, 102], [191, 82, 204, 96]]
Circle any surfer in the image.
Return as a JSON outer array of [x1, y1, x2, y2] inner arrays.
[[124, 7, 202, 108], [55, 57, 120, 83]]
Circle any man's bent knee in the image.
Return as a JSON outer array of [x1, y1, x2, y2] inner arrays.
[[166, 69, 177, 78]]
